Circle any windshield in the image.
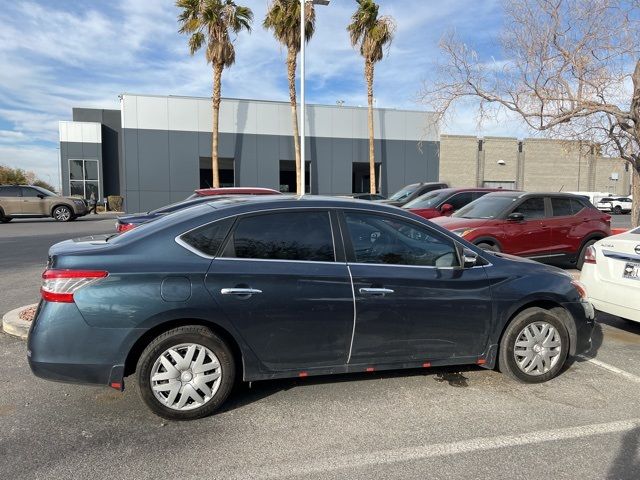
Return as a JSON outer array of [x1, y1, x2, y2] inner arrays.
[[404, 190, 450, 209], [389, 185, 418, 201], [453, 196, 517, 219], [32, 185, 56, 197]]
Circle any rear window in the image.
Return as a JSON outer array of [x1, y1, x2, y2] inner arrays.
[[222, 211, 334, 262]]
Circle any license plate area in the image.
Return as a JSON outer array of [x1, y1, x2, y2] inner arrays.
[[623, 262, 640, 280]]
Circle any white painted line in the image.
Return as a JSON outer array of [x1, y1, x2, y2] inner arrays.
[[238, 418, 640, 479], [580, 356, 640, 383]]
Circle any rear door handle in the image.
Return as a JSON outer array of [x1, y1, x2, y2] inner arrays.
[[220, 288, 262, 295], [359, 287, 394, 296]]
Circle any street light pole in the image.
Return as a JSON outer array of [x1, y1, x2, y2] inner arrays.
[[300, 0, 329, 196]]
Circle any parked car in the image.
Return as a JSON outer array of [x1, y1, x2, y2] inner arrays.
[[404, 187, 507, 219], [29, 196, 594, 420], [580, 227, 640, 324], [187, 187, 283, 199], [116, 196, 232, 232], [0, 185, 87, 223], [379, 182, 448, 206], [353, 193, 386, 201], [595, 196, 632, 215], [431, 192, 611, 269]]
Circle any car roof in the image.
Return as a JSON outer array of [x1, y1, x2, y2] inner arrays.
[[483, 191, 583, 199]]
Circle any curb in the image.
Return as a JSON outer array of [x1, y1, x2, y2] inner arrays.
[[1, 304, 36, 340]]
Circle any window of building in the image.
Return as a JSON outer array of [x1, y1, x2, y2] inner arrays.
[[482, 181, 516, 190], [344, 212, 459, 267], [352, 162, 381, 194], [279, 160, 310, 193], [199, 157, 235, 188], [513, 197, 546, 219], [222, 211, 334, 262], [179, 218, 235, 257], [68, 159, 99, 200]]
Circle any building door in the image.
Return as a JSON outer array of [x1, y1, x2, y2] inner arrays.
[[199, 157, 235, 188], [352, 162, 381, 194], [68, 159, 100, 200]]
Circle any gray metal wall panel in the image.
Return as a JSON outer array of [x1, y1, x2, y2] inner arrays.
[[137, 130, 170, 191], [329, 138, 353, 195], [60, 143, 69, 196], [125, 190, 140, 213], [256, 135, 280, 191], [139, 190, 172, 212], [168, 131, 199, 193], [123, 129, 139, 191]]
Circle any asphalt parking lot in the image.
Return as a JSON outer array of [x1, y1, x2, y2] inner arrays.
[[1, 213, 639, 479]]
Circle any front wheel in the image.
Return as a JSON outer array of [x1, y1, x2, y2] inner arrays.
[[498, 307, 569, 383], [52, 205, 72, 222], [136, 326, 236, 420]]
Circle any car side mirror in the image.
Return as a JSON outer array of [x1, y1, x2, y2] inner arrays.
[[508, 212, 525, 222], [462, 248, 478, 268], [37, 194, 45, 199], [440, 203, 454, 214]]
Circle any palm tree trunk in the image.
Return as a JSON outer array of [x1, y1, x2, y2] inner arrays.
[[632, 162, 640, 228], [287, 50, 302, 195], [211, 62, 223, 188], [365, 60, 376, 194]]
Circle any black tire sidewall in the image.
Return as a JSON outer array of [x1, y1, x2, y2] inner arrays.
[[499, 308, 569, 383], [476, 242, 499, 252], [577, 239, 597, 270], [136, 326, 236, 420]]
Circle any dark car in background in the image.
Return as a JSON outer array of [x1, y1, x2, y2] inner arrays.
[[432, 192, 611, 269], [379, 182, 448, 207], [353, 193, 386, 201], [29, 196, 594, 420], [404, 187, 506, 220]]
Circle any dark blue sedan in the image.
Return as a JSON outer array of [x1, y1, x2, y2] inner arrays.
[[28, 196, 595, 420]]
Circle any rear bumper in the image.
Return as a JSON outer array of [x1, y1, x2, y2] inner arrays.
[[27, 301, 141, 387], [562, 300, 596, 356], [590, 298, 640, 323]]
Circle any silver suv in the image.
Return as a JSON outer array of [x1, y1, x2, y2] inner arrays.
[[0, 185, 88, 222]]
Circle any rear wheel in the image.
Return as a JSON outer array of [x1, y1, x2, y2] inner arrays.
[[576, 239, 598, 270], [498, 307, 569, 383], [136, 326, 235, 420], [613, 205, 622, 215], [52, 205, 72, 222], [476, 242, 500, 252]]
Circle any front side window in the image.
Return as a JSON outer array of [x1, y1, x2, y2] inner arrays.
[[344, 212, 459, 267], [223, 211, 334, 262], [513, 197, 546, 219], [20, 187, 40, 198], [454, 195, 516, 219]]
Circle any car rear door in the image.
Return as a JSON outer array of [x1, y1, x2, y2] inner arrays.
[[341, 210, 493, 365], [0, 186, 22, 215], [547, 197, 579, 254], [20, 187, 47, 215], [501, 196, 552, 256], [205, 209, 354, 372]]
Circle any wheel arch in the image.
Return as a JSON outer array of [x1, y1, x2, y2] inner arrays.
[[123, 318, 245, 380], [473, 236, 503, 251]]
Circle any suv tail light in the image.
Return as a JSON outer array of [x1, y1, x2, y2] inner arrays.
[[584, 245, 597, 265], [41, 269, 108, 303], [116, 222, 135, 233]]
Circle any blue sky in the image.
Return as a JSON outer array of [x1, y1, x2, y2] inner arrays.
[[0, 0, 517, 188]]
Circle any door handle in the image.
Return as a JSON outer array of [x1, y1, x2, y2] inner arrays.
[[359, 287, 394, 296], [220, 288, 262, 296]]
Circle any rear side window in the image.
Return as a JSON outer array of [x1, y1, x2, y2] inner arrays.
[[0, 186, 20, 197], [570, 199, 585, 214], [551, 198, 573, 217], [223, 211, 334, 262], [180, 217, 234, 257], [447, 192, 474, 210], [513, 197, 546, 219]]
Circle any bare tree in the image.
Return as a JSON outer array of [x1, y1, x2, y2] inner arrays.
[[420, 0, 640, 226]]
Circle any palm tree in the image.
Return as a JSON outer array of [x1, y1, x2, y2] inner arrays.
[[348, 0, 395, 194], [177, 0, 253, 188], [264, 0, 316, 195]]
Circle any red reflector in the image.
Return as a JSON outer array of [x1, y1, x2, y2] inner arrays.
[[366, 367, 375, 372], [41, 269, 108, 303], [477, 359, 487, 365], [110, 382, 122, 390], [298, 372, 308, 378], [422, 362, 431, 368], [41, 288, 73, 303]]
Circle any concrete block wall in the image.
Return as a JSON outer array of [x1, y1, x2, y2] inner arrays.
[[439, 135, 478, 187], [482, 137, 519, 184]]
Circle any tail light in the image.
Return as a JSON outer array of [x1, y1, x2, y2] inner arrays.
[[584, 245, 597, 265], [116, 222, 135, 233], [41, 269, 108, 303]]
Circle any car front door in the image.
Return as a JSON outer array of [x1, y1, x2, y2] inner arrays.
[[341, 210, 493, 365], [205, 210, 354, 372], [20, 187, 47, 215], [501, 196, 552, 256]]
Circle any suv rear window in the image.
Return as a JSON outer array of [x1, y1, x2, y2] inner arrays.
[[223, 211, 335, 262], [551, 198, 585, 216]]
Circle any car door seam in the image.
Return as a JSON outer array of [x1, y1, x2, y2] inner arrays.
[[346, 264, 357, 364]]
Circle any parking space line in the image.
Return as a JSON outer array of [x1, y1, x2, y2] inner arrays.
[[580, 356, 640, 383], [243, 419, 640, 479]]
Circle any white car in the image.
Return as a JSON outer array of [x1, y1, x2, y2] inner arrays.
[[580, 227, 640, 323], [595, 196, 632, 215]]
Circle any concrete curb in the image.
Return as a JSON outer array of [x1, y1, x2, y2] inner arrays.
[[1, 304, 36, 340]]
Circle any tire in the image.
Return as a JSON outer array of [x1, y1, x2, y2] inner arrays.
[[0, 216, 12, 223], [613, 205, 622, 215], [476, 242, 500, 252], [576, 239, 598, 270], [498, 307, 569, 383], [136, 325, 236, 420], [52, 205, 72, 222]]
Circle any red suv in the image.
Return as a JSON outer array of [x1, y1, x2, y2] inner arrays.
[[403, 187, 505, 219], [188, 187, 282, 199], [432, 192, 611, 269]]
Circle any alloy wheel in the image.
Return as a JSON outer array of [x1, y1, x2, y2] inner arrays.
[[54, 207, 71, 221], [150, 343, 222, 411], [513, 321, 562, 376]]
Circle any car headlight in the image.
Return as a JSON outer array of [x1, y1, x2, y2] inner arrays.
[[74, 199, 85, 205], [452, 228, 476, 237]]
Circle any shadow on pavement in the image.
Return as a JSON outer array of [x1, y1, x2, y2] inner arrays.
[[607, 426, 640, 479]]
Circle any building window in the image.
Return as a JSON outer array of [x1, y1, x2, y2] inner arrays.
[[199, 157, 235, 188], [279, 160, 310, 193], [352, 162, 381, 194], [68, 159, 99, 200]]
